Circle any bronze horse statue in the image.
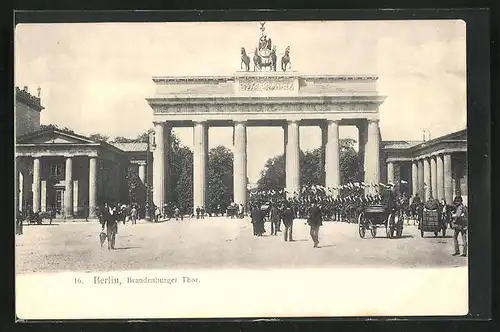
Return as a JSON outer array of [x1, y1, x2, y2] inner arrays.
[[270, 47, 277, 71], [281, 46, 291, 71], [253, 48, 262, 71], [241, 47, 250, 71]]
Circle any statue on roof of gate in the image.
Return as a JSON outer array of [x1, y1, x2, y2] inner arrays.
[[251, 22, 276, 71]]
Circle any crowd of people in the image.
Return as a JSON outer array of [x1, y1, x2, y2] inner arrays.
[[16, 181, 467, 256], [247, 182, 467, 253]]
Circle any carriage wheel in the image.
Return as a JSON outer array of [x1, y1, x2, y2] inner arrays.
[[386, 214, 393, 238], [370, 227, 377, 238], [358, 213, 366, 238]]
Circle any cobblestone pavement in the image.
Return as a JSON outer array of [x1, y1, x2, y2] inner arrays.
[[15, 217, 467, 273]]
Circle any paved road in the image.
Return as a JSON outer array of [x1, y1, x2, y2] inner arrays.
[[15, 217, 467, 273]]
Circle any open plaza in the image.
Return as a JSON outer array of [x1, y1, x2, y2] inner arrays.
[[15, 217, 467, 274]]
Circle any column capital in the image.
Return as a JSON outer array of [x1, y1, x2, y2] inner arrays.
[[356, 119, 368, 128], [326, 119, 340, 125], [287, 119, 300, 125], [193, 120, 208, 126], [368, 119, 380, 124], [233, 120, 247, 126]]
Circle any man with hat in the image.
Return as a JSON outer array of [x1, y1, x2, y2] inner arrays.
[[281, 202, 295, 242], [451, 196, 467, 257], [307, 200, 323, 248]]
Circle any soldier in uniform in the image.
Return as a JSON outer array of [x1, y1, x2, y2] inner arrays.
[[451, 196, 467, 257]]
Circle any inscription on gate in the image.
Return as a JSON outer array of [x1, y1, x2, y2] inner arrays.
[[239, 78, 294, 91]]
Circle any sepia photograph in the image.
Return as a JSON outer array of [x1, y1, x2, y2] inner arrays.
[[14, 19, 468, 319]]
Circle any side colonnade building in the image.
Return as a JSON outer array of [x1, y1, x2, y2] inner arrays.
[[146, 71, 387, 210], [382, 129, 468, 204], [15, 86, 153, 219]]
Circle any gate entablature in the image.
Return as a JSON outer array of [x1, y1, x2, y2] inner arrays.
[[148, 72, 385, 122]]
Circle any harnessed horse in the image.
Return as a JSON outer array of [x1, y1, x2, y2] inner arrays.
[[281, 46, 291, 71], [241, 47, 250, 71]]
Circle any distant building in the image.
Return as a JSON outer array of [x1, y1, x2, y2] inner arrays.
[[15, 128, 153, 219], [15, 86, 44, 137], [382, 129, 467, 204]]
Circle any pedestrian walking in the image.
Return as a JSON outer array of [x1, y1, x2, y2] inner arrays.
[[130, 205, 137, 224], [281, 203, 294, 242], [154, 205, 161, 222], [102, 203, 118, 250], [269, 203, 279, 235], [307, 201, 323, 248]]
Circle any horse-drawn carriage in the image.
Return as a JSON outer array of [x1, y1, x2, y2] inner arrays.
[[418, 208, 448, 237], [357, 204, 404, 238], [24, 209, 58, 225]]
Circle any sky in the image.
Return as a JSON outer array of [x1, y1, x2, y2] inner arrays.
[[15, 20, 466, 183]]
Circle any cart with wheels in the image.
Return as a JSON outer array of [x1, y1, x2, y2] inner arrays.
[[419, 208, 446, 237], [357, 204, 404, 239]]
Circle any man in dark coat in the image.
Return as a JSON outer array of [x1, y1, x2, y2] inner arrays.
[[102, 203, 118, 250], [269, 204, 280, 235], [281, 203, 295, 242], [307, 201, 323, 247], [250, 204, 264, 236]]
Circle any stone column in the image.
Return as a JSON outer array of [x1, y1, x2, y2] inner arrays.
[[423, 157, 431, 201], [320, 124, 327, 185], [18, 171, 24, 211], [357, 121, 367, 182], [387, 161, 395, 185], [88, 157, 98, 218], [41, 181, 47, 212], [364, 120, 381, 193], [153, 122, 165, 210], [164, 125, 172, 204], [443, 153, 453, 204], [285, 120, 300, 198], [417, 159, 424, 199], [64, 157, 73, 218], [204, 124, 209, 206], [325, 120, 340, 195], [193, 121, 208, 209], [32, 158, 41, 212], [430, 155, 437, 199], [233, 121, 247, 206], [436, 154, 444, 201], [138, 163, 146, 184], [411, 160, 418, 196]]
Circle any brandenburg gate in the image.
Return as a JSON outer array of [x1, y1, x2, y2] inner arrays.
[[146, 71, 386, 210]]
